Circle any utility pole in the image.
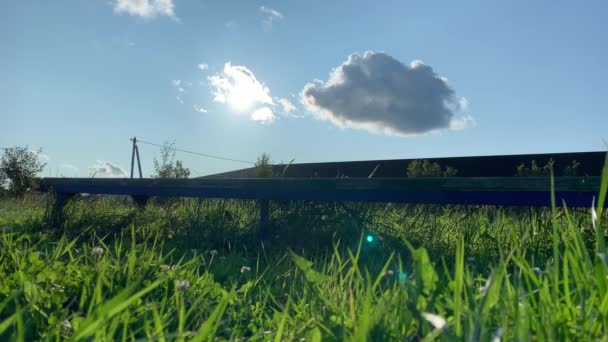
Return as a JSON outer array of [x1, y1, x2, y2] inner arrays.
[[130, 137, 143, 179]]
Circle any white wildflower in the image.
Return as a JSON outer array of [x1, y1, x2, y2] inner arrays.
[[176, 280, 190, 291], [161, 264, 177, 271], [384, 270, 394, 277], [62, 319, 72, 332], [591, 197, 598, 231], [421, 312, 447, 330], [598, 253, 606, 264], [533, 267, 545, 276], [91, 247, 104, 258], [479, 274, 493, 295], [240, 266, 251, 273], [52, 284, 65, 292], [491, 327, 503, 342]]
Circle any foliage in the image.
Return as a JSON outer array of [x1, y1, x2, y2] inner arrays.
[[406, 159, 458, 177], [0, 156, 607, 340], [0, 146, 46, 196], [152, 142, 190, 179], [516, 159, 555, 176], [562, 159, 581, 176], [254, 153, 274, 178]]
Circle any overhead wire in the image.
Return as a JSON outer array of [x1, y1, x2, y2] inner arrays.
[[134, 139, 255, 165]]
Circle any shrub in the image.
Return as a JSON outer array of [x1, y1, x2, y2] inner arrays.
[[407, 160, 458, 177], [255, 153, 274, 178], [0, 146, 46, 196], [152, 142, 190, 179]]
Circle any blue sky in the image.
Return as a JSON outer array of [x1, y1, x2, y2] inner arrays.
[[2, 0, 607, 177]]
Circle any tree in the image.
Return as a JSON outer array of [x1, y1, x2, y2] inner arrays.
[[0, 146, 46, 196], [407, 160, 458, 177], [152, 142, 190, 178], [255, 153, 274, 178]]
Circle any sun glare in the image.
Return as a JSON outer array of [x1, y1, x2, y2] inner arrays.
[[209, 63, 273, 113]]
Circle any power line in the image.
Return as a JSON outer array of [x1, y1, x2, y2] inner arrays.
[[134, 139, 255, 165]]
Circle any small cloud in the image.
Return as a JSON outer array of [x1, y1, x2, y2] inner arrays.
[[59, 164, 79, 176], [171, 80, 187, 104], [194, 104, 208, 113], [251, 107, 275, 123], [458, 97, 470, 111], [89, 161, 127, 178], [301, 51, 472, 136], [33, 151, 50, 163], [208, 62, 273, 113], [225, 20, 238, 29], [259, 6, 283, 29], [449, 115, 476, 130], [259, 6, 283, 20], [197, 63, 209, 71], [278, 98, 296, 113], [113, 0, 176, 19]]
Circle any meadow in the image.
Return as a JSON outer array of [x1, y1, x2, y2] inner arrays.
[[0, 175, 607, 340]]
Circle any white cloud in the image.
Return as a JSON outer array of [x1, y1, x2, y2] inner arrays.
[[171, 79, 187, 104], [301, 51, 472, 136], [225, 20, 238, 29], [194, 104, 208, 113], [260, 6, 283, 19], [278, 98, 296, 113], [251, 107, 275, 123], [449, 114, 476, 130], [113, 0, 176, 19], [89, 161, 127, 178], [259, 6, 283, 28], [59, 164, 79, 176], [30, 150, 49, 163], [197, 63, 209, 71], [208, 63, 273, 113], [458, 97, 470, 111]]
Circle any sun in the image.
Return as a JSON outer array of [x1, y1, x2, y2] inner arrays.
[[209, 63, 273, 113]]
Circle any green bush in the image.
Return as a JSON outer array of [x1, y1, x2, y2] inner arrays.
[[407, 160, 458, 177], [254, 153, 274, 178], [0, 146, 46, 196], [152, 142, 190, 179]]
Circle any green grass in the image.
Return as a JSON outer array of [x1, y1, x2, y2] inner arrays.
[[1, 170, 607, 340]]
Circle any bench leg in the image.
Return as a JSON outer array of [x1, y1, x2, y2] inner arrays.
[[49, 192, 71, 227], [131, 195, 150, 207], [259, 199, 269, 240]]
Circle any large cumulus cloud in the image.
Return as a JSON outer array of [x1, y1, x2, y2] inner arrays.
[[301, 51, 472, 136]]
